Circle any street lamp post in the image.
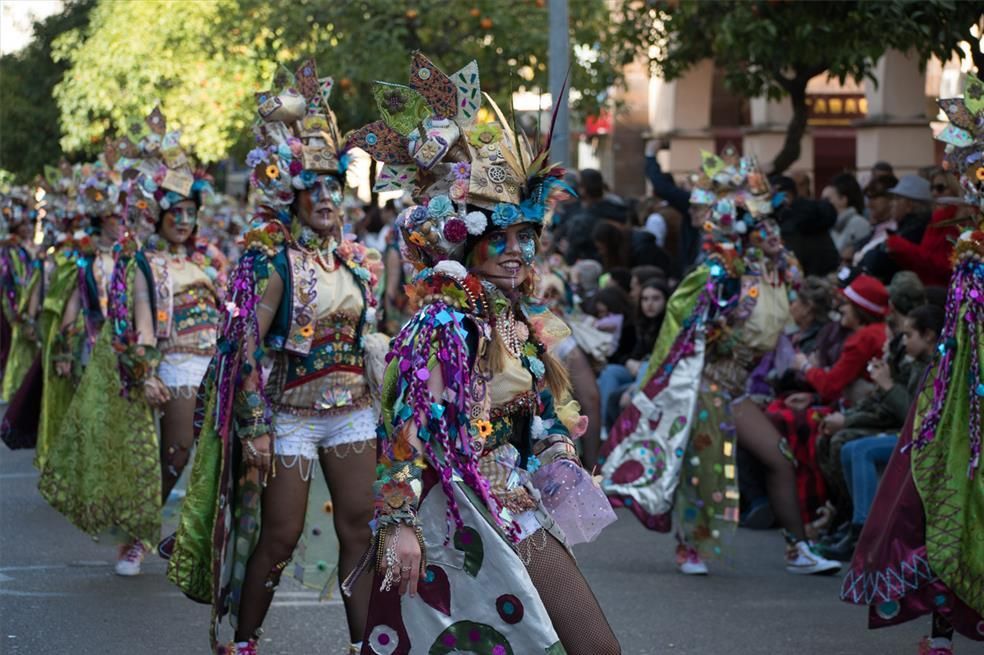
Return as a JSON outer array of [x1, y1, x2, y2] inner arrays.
[[548, 0, 570, 169]]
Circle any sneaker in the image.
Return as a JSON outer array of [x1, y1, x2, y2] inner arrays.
[[223, 641, 258, 655], [676, 545, 709, 575], [918, 637, 953, 654], [114, 540, 147, 577], [785, 540, 841, 575]]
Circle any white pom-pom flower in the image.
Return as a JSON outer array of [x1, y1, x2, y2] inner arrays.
[[433, 260, 468, 281], [291, 175, 306, 190], [463, 210, 488, 236]]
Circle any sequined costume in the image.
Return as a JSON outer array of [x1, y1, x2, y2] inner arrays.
[[601, 150, 802, 559], [38, 231, 225, 544], [840, 72, 984, 643], [344, 52, 617, 655], [0, 233, 40, 401], [165, 221, 380, 650]]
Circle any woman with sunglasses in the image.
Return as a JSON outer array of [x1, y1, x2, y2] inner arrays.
[[38, 106, 226, 579], [166, 62, 382, 655]]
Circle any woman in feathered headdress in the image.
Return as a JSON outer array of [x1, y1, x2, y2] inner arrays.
[[600, 147, 842, 577], [38, 106, 227, 580], [165, 61, 384, 655], [340, 52, 620, 655]]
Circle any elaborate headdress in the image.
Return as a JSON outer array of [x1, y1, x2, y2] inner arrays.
[[349, 52, 568, 269], [246, 59, 347, 222], [105, 105, 213, 225], [936, 71, 984, 223], [0, 185, 35, 230]]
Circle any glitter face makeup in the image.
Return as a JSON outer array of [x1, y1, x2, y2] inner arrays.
[[517, 227, 536, 265]]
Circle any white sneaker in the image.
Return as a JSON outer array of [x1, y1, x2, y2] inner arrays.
[[676, 545, 709, 575], [115, 540, 147, 576], [785, 540, 841, 575]]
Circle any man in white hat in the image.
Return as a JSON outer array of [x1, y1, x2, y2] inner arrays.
[[858, 174, 933, 282]]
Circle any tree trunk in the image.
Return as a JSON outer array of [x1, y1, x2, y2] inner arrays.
[[770, 79, 810, 176]]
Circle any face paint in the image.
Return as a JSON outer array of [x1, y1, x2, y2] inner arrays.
[[486, 232, 508, 259], [310, 176, 342, 206], [518, 228, 536, 264], [169, 205, 198, 226]]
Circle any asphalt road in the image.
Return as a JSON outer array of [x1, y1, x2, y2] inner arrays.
[[0, 446, 969, 655]]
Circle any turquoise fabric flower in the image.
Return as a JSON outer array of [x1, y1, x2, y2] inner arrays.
[[491, 203, 521, 227], [427, 195, 454, 218]]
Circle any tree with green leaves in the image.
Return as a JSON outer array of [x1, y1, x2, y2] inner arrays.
[[51, 0, 620, 169], [0, 0, 95, 182], [614, 0, 984, 174]]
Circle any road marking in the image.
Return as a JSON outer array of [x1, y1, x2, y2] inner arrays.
[[0, 472, 39, 479], [0, 589, 72, 597]]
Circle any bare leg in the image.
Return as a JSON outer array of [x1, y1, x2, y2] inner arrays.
[[518, 531, 621, 655], [234, 458, 311, 642], [732, 398, 806, 541], [566, 347, 601, 470], [319, 441, 376, 643], [159, 391, 197, 503]]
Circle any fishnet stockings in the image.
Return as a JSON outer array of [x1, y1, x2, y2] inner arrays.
[[518, 530, 621, 655], [234, 440, 376, 643], [159, 393, 197, 502], [733, 398, 805, 541]]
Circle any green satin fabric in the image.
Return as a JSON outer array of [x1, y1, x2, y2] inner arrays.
[[642, 267, 709, 387], [1, 264, 40, 400], [912, 299, 984, 616], [37, 325, 161, 545], [34, 256, 82, 470]]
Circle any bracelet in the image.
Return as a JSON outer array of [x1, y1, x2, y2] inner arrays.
[[119, 344, 162, 386], [235, 389, 272, 439]]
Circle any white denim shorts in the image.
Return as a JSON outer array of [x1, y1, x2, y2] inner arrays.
[[273, 407, 377, 459], [158, 353, 211, 390]]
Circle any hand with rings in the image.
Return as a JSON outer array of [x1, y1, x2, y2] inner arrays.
[[380, 524, 424, 597], [242, 434, 273, 481]]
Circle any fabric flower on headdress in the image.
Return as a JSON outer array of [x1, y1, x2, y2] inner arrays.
[[464, 211, 488, 236], [427, 195, 454, 219], [491, 202, 521, 227]]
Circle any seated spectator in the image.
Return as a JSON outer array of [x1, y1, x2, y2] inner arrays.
[[599, 279, 669, 428], [772, 175, 840, 276], [870, 160, 895, 181], [852, 174, 900, 265], [592, 219, 674, 276], [555, 168, 629, 263], [858, 175, 932, 283], [571, 259, 603, 305], [820, 304, 944, 560], [793, 274, 890, 404], [788, 276, 834, 355], [588, 286, 636, 366], [885, 168, 966, 287], [822, 173, 871, 259], [628, 264, 668, 303]]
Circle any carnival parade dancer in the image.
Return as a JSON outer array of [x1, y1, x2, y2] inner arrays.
[[600, 148, 841, 576], [340, 52, 620, 655], [0, 187, 40, 403], [33, 163, 124, 468], [38, 106, 226, 578], [840, 72, 984, 654], [165, 60, 384, 655]]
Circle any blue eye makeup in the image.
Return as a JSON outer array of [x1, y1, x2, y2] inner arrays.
[[310, 177, 342, 205]]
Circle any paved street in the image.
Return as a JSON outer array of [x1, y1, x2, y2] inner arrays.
[[0, 446, 970, 655]]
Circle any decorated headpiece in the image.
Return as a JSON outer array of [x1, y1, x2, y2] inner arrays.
[[106, 106, 213, 224], [936, 72, 984, 223], [689, 146, 775, 238], [0, 185, 34, 233], [246, 59, 347, 222], [350, 52, 568, 269]]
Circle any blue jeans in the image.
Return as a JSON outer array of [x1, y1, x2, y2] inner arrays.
[[841, 434, 897, 525], [597, 364, 635, 429]]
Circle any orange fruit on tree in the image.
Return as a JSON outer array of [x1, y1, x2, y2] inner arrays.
[[480, 17, 493, 29]]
